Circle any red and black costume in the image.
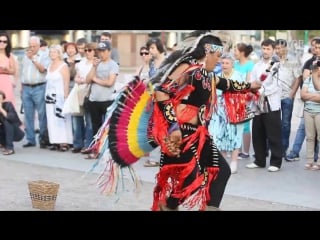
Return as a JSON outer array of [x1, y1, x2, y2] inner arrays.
[[151, 57, 251, 211]]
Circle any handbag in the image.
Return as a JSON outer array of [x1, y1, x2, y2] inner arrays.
[[78, 83, 91, 106], [223, 92, 255, 124]]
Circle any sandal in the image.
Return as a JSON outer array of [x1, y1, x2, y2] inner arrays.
[[81, 148, 92, 154], [304, 163, 313, 170], [311, 164, 320, 170], [3, 149, 15, 155], [59, 145, 69, 152], [85, 152, 98, 160], [144, 160, 160, 167]]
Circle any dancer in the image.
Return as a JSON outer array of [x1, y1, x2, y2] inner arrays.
[[150, 31, 261, 211]]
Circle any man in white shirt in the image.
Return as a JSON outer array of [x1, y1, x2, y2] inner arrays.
[[246, 39, 283, 172]]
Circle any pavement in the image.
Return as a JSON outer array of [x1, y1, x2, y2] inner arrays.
[[2, 71, 319, 211]]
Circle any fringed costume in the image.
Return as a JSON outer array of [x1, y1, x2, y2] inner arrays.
[[151, 56, 251, 211]]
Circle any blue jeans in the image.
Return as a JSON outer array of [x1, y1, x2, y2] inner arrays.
[[291, 117, 319, 161], [281, 98, 294, 154], [72, 110, 93, 149], [22, 84, 48, 145]]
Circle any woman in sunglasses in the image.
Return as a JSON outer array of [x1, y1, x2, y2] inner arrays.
[[0, 32, 17, 108], [135, 46, 152, 84]]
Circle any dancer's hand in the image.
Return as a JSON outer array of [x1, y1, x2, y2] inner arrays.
[[164, 130, 182, 157]]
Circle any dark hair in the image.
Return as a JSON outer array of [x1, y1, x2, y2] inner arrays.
[[101, 32, 112, 39], [236, 43, 253, 57], [314, 38, 320, 45], [190, 34, 223, 59], [261, 39, 275, 49], [140, 46, 148, 52], [0, 32, 12, 58], [275, 39, 287, 47], [146, 38, 165, 54], [40, 39, 48, 47], [160, 31, 222, 69], [150, 32, 222, 85], [0, 90, 6, 100], [76, 37, 87, 45], [60, 40, 68, 45]]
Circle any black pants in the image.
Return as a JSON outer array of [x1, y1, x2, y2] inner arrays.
[[252, 110, 282, 168], [87, 100, 114, 136], [166, 135, 231, 209], [0, 120, 25, 150]]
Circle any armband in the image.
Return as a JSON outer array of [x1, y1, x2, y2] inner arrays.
[[216, 76, 228, 91], [156, 100, 179, 133], [228, 79, 251, 92]]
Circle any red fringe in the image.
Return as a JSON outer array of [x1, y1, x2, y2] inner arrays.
[[223, 92, 247, 124], [182, 187, 206, 210], [151, 158, 199, 211]]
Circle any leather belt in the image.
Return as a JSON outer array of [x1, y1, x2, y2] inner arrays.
[[22, 82, 46, 88]]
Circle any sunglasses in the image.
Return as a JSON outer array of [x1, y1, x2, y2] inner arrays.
[[84, 49, 93, 52], [140, 52, 149, 56], [0, 40, 8, 44]]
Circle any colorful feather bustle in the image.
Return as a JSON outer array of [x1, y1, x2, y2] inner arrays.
[[85, 76, 157, 196]]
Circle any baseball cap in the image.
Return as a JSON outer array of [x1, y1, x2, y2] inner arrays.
[[97, 41, 111, 51]]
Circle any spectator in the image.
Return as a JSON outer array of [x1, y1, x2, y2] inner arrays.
[[0, 90, 25, 155], [85, 41, 119, 159], [100, 32, 120, 65], [21, 36, 50, 149], [45, 45, 73, 151], [0, 32, 17, 107], [246, 39, 283, 172]]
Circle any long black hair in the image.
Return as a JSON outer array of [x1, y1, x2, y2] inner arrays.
[[150, 30, 223, 85], [0, 32, 12, 58]]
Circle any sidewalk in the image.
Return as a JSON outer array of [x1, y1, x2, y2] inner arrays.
[[4, 72, 319, 211]]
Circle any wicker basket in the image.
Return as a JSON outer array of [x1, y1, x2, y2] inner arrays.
[[28, 180, 59, 210]]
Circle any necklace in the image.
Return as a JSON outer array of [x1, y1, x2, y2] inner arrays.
[[222, 69, 234, 79]]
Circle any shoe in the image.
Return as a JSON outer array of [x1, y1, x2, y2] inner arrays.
[[268, 166, 280, 172], [304, 163, 313, 170], [3, 149, 15, 155], [285, 152, 300, 162], [311, 164, 320, 170], [58, 145, 69, 152], [230, 161, 237, 174], [81, 148, 92, 154], [23, 142, 36, 148], [49, 144, 59, 151], [71, 147, 82, 153], [144, 160, 160, 167], [85, 152, 99, 160], [159, 203, 179, 211], [246, 162, 262, 169], [238, 152, 249, 159]]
